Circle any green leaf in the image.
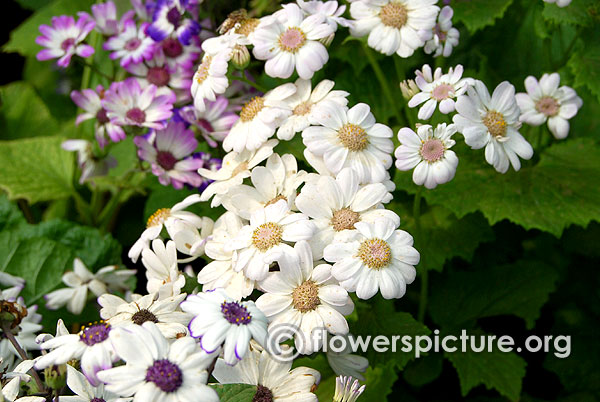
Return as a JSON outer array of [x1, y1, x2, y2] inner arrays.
[[14, 0, 53, 10], [394, 139, 600, 237], [209, 383, 257, 401], [0, 81, 59, 140], [429, 261, 559, 329], [542, 0, 600, 27], [0, 195, 26, 232], [446, 347, 527, 401], [0, 136, 75, 204], [569, 38, 600, 102], [453, 0, 515, 33], [360, 361, 398, 402], [402, 353, 443, 387]]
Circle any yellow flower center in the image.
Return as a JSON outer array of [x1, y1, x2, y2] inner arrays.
[[195, 56, 212, 84], [293, 101, 312, 116], [379, 2, 408, 29], [240, 96, 265, 122], [338, 123, 369, 151], [252, 222, 283, 252], [278, 27, 306, 53], [331, 208, 361, 231], [483, 110, 507, 138], [357, 238, 392, 270], [147, 208, 171, 228], [292, 280, 320, 312]]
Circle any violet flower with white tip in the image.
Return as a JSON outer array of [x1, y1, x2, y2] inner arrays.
[[36, 14, 95, 67], [103, 19, 156, 68]]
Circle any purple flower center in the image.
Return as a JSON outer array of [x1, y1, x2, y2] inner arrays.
[[221, 301, 252, 325], [79, 323, 111, 346], [147, 66, 171, 87], [434, 24, 447, 41], [253, 385, 274, 402], [145, 359, 183, 393], [197, 118, 214, 133], [126, 107, 146, 124], [162, 38, 183, 58], [91, 399, 106, 402], [61, 38, 75, 51], [96, 108, 110, 124], [125, 38, 142, 51], [156, 151, 178, 170], [167, 7, 181, 27]]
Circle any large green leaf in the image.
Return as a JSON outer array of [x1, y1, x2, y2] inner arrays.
[[569, 38, 600, 102], [0, 195, 26, 232], [0, 136, 74, 204], [209, 384, 257, 401], [394, 139, 600, 237], [429, 261, 559, 329], [542, 0, 600, 27], [360, 361, 398, 402], [453, 0, 515, 33]]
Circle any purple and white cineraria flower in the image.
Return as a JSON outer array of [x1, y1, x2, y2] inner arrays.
[[97, 322, 218, 402], [62, 140, 117, 184], [134, 121, 206, 189], [103, 20, 156, 67], [147, 0, 200, 45], [181, 288, 268, 365], [71, 85, 126, 148], [424, 6, 459, 58], [84, 0, 134, 36], [103, 78, 175, 129], [177, 97, 239, 147], [160, 35, 201, 70], [64, 365, 125, 402], [36, 14, 95, 67]]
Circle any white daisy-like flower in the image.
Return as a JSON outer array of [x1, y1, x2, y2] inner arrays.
[[212, 342, 320, 401], [297, 0, 353, 32], [168, 218, 215, 260], [141, 239, 186, 299], [228, 200, 316, 281], [180, 289, 268, 365], [543, 0, 572, 7], [302, 102, 394, 184], [1, 359, 46, 402], [415, 63, 442, 85], [323, 218, 419, 300], [197, 212, 256, 300], [222, 153, 307, 220], [199, 139, 278, 207], [453, 80, 534, 173], [191, 51, 230, 113], [333, 375, 366, 402], [408, 64, 471, 120], [44, 258, 135, 315], [64, 364, 129, 402], [256, 241, 354, 354], [395, 123, 459, 189], [515, 73, 582, 139], [424, 6, 459, 57], [223, 83, 297, 153], [252, 3, 334, 79], [277, 78, 349, 141], [97, 322, 218, 402], [326, 335, 369, 381], [349, 0, 439, 57], [295, 168, 399, 259], [98, 293, 190, 339]]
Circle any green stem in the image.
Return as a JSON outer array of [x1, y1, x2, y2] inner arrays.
[[76, 57, 113, 82], [363, 44, 403, 124], [233, 73, 267, 93], [1, 321, 46, 393], [414, 188, 428, 322], [72, 191, 93, 225]]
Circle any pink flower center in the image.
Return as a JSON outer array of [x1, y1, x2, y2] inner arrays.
[[95, 108, 110, 124], [535, 96, 560, 117], [252, 222, 283, 251], [278, 28, 306, 53], [126, 107, 146, 124], [432, 84, 454, 101], [357, 238, 392, 270], [420, 138, 445, 162], [147, 66, 171, 87], [197, 118, 214, 133], [434, 24, 447, 41], [61, 38, 75, 51], [156, 151, 177, 170], [124, 38, 141, 51], [166, 7, 181, 27], [162, 38, 183, 58]]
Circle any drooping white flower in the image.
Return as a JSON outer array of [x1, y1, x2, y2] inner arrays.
[[297, 0, 353, 33], [424, 6, 459, 57], [515, 73, 582, 139], [326, 334, 369, 381], [64, 364, 128, 402], [1, 360, 46, 402], [543, 0, 572, 7], [453, 80, 534, 173], [168, 218, 215, 261], [302, 102, 394, 184], [333, 375, 366, 402], [252, 3, 334, 79], [323, 218, 419, 300], [141, 239, 186, 299], [408, 64, 472, 120], [180, 289, 268, 365], [228, 200, 316, 281], [295, 168, 398, 259], [97, 322, 218, 401], [349, 0, 439, 57], [44, 258, 136, 315], [395, 123, 459, 189]]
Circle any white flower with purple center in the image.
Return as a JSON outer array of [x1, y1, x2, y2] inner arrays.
[[424, 6, 460, 58], [177, 96, 239, 147], [147, 0, 200, 45], [36, 14, 95, 68], [85, 0, 134, 36], [181, 289, 268, 365], [515, 73, 583, 139], [97, 322, 218, 401], [64, 365, 125, 402], [35, 321, 116, 386], [103, 78, 175, 130], [134, 121, 205, 189], [103, 19, 156, 68], [408, 64, 472, 120], [395, 123, 459, 189]]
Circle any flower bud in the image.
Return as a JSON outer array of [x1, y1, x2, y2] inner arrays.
[[319, 32, 335, 47], [231, 44, 251, 70], [44, 364, 67, 390], [400, 79, 419, 100]]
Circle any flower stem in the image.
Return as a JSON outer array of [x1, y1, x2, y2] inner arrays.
[[413, 188, 428, 322], [233, 73, 267, 93], [0, 321, 46, 393], [362, 44, 403, 124]]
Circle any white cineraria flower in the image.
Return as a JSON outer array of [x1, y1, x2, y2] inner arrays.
[[323, 218, 419, 300], [141, 239, 186, 299], [223, 83, 297, 153], [424, 6, 459, 57], [168, 218, 215, 260], [333, 375, 366, 402], [44, 258, 135, 315], [97, 322, 218, 402], [303, 102, 394, 184], [257, 241, 354, 354], [199, 139, 278, 207], [297, 0, 353, 32], [222, 153, 306, 220], [180, 289, 268, 365], [327, 335, 369, 381], [543, 0, 572, 7], [395, 123, 459, 189], [296, 168, 398, 259], [252, 3, 333, 79], [0, 272, 25, 289], [1, 359, 46, 402], [98, 292, 190, 339], [128, 194, 204, 263], [64, 365, 130, 402], [350, 0, 439, 57], [191, 50, 231, 113], [277, 78, 349, 141], [212, 342, 320, 401], [453, 80, 534, 173], [197, 212, 256, 300], [516, 73, 582, 139], [228, 200, 316, 281], [408, 64, 471, 120]]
